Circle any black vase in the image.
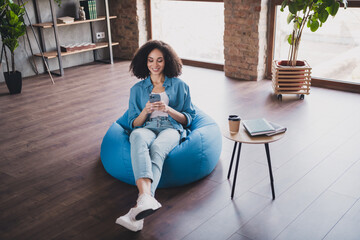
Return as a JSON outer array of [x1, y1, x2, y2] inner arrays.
[[4, 71, 22, 94]]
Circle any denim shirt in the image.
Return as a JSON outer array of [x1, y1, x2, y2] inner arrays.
[[128, 76, 196, 139]]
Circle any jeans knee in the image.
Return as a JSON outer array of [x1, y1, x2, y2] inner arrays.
[[150, 144, 166, 160], [130, 128, 149, 144]]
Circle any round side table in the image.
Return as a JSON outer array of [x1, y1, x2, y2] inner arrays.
[[223, 124, 285, 199]]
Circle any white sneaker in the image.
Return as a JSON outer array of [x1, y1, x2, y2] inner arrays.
[[115, 208, 144, 232], [133, 193, 162, 220]]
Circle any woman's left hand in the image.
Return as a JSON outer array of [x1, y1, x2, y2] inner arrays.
[[153, 101, 187, 125], [152, 101, 170, 113]]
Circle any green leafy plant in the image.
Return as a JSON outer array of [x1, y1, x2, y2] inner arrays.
[[0, 0, 27, 73], [280, 0, 348, 66], [0, 1, 7, 14], [54, 0, 61, 7]]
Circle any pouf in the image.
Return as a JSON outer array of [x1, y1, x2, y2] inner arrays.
[[100, 107, 222, 188]]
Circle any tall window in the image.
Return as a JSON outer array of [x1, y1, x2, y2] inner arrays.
[[151, 0, 224, 65], [274, 6, 360, 84]]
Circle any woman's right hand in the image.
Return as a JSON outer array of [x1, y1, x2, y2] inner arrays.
[[143, 101, 154, 115], [133, 101, 153, 127]]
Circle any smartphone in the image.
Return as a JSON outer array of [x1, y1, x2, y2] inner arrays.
[[149, 93, 161, 103]]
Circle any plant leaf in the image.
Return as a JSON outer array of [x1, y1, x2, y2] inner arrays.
[[318, 8, 329, 22], [289, 1, 298, 14], [7, 10, 19, 26], [287, 34, 293, 45], [280, 0, 288, 12], [326, 1, 340, 16], [287, 13, 295, 24], [310, 19, 320, 31], [324, 0, 334, 7], [296, 0, 305, 10]]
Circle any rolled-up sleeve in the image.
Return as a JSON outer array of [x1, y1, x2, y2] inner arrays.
[[181, 84, 196, 128], [128, 86, 141, 130]]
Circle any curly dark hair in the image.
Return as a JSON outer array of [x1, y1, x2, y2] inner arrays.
[[129, 40, 182, 79]]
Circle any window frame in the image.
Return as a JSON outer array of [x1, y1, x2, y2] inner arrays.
[[149, 0, 225, 71], [266, 0, 360, 93]]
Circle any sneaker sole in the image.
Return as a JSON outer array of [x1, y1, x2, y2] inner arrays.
[[115, 218, 143, 232], [135, 208, 159, 220]]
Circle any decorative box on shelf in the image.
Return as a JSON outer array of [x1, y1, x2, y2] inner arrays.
[[57, 16, 74, 24]]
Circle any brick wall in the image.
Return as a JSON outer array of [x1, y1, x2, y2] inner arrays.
[[224, 0, 268, 81], [109, 0, 150, 60], [109, 0, 139, 60]]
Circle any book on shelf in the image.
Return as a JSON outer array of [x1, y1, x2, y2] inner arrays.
[[89, 0, 93, 19], [93, 0, 97, 19], [57, 16, 74, 24], [243, 118, 285, 137], [266, 122, 287, 136]]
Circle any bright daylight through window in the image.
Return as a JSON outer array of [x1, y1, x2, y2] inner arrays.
[[151, 0, 224, 65], [274, 6, 360, 84]]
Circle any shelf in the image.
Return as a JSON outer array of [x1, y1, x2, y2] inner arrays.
[[34, 42, 119, 59], [33, 0, 115, 76], [32, 16, 117, 28]]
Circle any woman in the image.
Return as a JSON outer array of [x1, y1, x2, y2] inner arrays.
[[116, 40, 196, 231]]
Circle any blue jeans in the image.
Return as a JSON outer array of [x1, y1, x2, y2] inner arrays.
[[129, 117, 180, 196]]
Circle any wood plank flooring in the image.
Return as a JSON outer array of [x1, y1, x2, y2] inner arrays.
[[1, 61, 360, 240]]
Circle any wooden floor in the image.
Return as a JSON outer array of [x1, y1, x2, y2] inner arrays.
[[1, 61, 360, 240]]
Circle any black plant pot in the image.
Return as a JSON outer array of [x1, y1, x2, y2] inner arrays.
[[4, 71, 22, 94]]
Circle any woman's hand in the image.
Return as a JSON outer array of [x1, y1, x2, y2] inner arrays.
[[152, 101, 187, 125], [151, 101, 169, 113], [132, 101, 153, 127], [144, 101, 155, 114], [140, 100, 168, 117]]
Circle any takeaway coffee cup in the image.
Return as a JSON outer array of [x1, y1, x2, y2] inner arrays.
[[228, 115, 241, 134]]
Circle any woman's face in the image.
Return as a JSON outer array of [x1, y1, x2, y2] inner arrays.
[[147, 48, 165, 77]]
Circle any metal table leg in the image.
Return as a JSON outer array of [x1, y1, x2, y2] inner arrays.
[[231, 142, 242, 199], [265, 143, 275, 200], [227, 142, 238, 179]]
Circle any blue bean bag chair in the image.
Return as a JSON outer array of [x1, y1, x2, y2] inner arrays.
[[100, 107, 222, 188]]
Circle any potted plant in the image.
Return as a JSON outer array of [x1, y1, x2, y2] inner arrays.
[[0, 0, 27, 94], [272, 0, 348, 100]]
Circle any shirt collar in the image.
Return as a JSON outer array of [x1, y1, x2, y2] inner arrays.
[[143, 75, 173, 89], [143, 76, 152, 89]]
